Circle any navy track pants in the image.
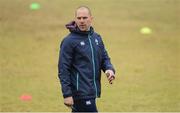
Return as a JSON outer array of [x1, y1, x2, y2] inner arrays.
[[72, 98, 98, 112]]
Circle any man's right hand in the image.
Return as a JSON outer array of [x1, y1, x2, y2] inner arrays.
[[64, 96, 74, 107]]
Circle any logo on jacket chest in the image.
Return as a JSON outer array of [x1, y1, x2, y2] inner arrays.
[[95, 39, 99, 45], [79, 39, 98, 46], [80, 41, 85, 46]]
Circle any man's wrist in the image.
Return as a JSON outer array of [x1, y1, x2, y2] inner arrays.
[[63, 94, 72, 98]]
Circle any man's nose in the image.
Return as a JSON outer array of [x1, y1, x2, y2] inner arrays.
[[80, 18, 84, 23]]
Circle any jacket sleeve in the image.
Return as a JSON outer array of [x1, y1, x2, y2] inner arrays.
[[100, 38, 115, 74], [58, 38, 73, 98]]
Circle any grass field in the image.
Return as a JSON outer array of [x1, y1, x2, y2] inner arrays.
[[0, 0, 180, 112]]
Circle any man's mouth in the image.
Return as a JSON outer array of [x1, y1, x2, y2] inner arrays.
[[80, 25, 85, 27]]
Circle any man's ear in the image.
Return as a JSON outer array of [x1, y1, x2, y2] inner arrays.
[[91, 16, 93, 21], [90, 16, 93, 26]]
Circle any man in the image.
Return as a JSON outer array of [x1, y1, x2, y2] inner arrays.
[[58, 6, 115, 112]]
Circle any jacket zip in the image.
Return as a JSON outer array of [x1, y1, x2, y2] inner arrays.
[[76, 72, 79, 90], [88, 35, 98, 97]]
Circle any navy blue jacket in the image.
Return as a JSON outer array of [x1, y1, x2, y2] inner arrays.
[[58, 21, 115, 100]]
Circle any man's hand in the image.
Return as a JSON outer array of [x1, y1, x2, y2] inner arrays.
[[64, 96, 74, 107], [105, 70, 115, 84]]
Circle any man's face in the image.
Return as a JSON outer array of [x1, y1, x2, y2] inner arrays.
[[75, 8, 93, 31]]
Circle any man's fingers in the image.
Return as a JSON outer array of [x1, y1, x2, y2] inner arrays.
[[108, 75, 115, 81], [64, 102, 72, 106], [64, 96, 73, 107], [106, 72, 110, 78], [64, 102, 73, 107], [108, 75, 115, 84], [64, 103, 71, 107], [109, 79, 113, 84], [108, 76, 111, 80], [105, 70, 115, 84]]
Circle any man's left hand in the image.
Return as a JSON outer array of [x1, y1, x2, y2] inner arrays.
[[105, 70, 115, 84]]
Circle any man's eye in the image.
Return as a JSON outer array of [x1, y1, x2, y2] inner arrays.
[[77, 17, 88, 20], [77, 17, 81, 20], [83, 17, 88, 19]]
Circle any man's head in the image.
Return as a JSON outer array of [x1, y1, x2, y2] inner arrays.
[[75, 6, 93, 31]]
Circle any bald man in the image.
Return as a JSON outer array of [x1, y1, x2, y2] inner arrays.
[[58, 6, 115, 112]]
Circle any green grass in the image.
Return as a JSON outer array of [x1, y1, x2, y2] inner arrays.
[[0, 0, 180, 112]]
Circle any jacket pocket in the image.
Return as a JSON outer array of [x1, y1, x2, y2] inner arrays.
[[76, 72, 79, 91]]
